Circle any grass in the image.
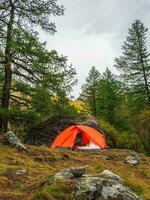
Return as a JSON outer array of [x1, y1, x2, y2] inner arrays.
[[0, 145, 150, 199], [32, 181, 74, 200]]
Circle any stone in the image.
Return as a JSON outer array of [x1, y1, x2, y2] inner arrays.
[[54, 168, 143, 200], [95, 155, 114, 160], [75, 175, 102, 200], [16, 169, 27, 176], [12, 160, 22, 165], [55, 166, 88, 180], [101, 169, 123, 183], [4, 131, 28, 152], [101, 183, 142, 200], [70, 166, 87, 178], [75, 175, 142, 200], [125, 155, 140, 166], [26, 116, 104, 147], [54, 169, 73, 180]]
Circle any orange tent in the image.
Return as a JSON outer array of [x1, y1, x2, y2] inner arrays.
[[51, 125, 107, 149]]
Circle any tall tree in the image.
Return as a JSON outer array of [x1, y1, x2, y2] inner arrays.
[[97, 68, 122, 124], [81, 66, 101, 117], [115, 20, 150, 109], [0, 0, 64, 131]]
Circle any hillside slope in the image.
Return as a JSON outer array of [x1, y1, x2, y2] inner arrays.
[[0, 145, 150, 200]]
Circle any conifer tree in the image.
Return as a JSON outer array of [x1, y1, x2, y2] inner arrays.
[[0, 0, 64, 130], [81, 66, 101, 117], [97, 68, 123, 125], [115, 20, 150, 109]]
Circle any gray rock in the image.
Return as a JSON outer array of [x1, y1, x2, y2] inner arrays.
[[70, 166, 87, 178], [54, 168, 143, 200], [101, 183, 142, 200], [75, 175, 103, 200], [4, 131, 27, 152], [54, 168, 73, 180], [75, 175, 142, 200], [16, 169, 27, 176], [95, 155, 114, 160], [55, 166, 88, 179], [125, 156, 140, 166], [101, 169, 123, 183]]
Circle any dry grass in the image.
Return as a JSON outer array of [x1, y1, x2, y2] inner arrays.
[[0, 145, 150, 200]]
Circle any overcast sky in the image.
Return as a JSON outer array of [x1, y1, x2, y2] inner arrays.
[[40, 0, 150, 98]]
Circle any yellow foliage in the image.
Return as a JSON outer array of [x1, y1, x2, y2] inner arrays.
[[69, 100, 89, 114]]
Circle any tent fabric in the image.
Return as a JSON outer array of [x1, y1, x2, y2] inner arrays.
[[51, 125, 107, 149]]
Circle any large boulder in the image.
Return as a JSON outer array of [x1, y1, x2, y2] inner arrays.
[[4, 131, 27, 151], [54, 168, 143, 200], [25, 116, 103, 147]]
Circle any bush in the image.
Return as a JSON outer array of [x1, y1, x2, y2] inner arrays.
[[98, 119, 119, 148], [98, 118, 144, 153], [117, 132, 144, 153], [135, 109, 150, 154]]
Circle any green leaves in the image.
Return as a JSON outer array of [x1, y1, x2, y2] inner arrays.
[[81, 67, 123, 126], [81, 66, 101, 117], [0, 0, 78, 131]]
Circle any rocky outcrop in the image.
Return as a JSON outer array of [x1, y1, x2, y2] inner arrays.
[[101, 169, 123, 183], [54, 167, 143, 200], [4, 131, 27, 151], [25, 115, 103, 146]]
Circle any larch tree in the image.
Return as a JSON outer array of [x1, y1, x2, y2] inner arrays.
[[115, 20, 150, 109], [0, 0, 64, 131]]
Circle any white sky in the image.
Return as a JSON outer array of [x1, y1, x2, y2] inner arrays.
[[39, 0, 150, 98]]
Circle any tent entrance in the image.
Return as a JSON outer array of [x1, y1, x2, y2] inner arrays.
[[74, 131, 101, 150]]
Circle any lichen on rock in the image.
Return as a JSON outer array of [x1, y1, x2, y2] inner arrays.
[[54, 168, 143, 200], [125, 155, 140, 166], [4, 131, 27, 152]]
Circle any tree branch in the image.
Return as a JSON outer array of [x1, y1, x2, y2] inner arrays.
[[0, 60, 5, 64], [10, 96, 30, 109], [11, 94, 31, 103]]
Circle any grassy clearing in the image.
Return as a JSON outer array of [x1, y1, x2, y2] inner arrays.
[[0, 145, 150, 199]]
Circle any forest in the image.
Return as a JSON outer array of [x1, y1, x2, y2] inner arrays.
[[1, 1, 150, 200], [0, 0, 150, 155]]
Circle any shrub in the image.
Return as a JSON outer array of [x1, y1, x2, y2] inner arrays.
[[117, 132, 144, 153], [98, 119, 119, 148], [135, 109, 150, 154], [98, 118, 144, 153]]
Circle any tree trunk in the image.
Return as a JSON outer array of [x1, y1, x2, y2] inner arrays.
[[0, 0, 14, 132], [0, 64, 12, 131], [92, 90, 97, 117], [136, 29, 150, 105], [141, 59, 150, 105]]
